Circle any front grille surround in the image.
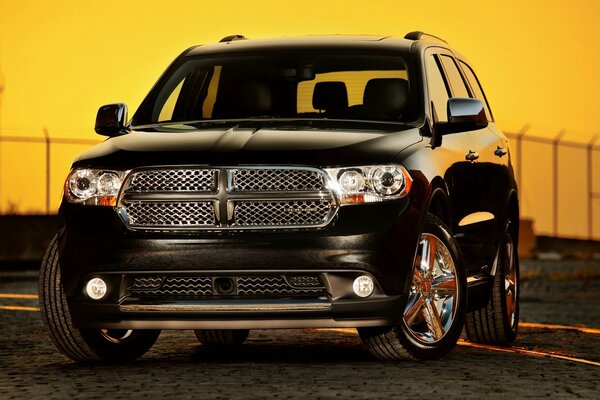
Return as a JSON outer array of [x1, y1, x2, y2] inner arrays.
[[117, 166, 338, 231]]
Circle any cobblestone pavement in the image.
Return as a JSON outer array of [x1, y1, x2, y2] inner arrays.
[[1, 261, 599, 399]]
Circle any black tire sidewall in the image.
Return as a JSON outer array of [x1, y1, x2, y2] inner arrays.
[[496, 229, 519, 341]]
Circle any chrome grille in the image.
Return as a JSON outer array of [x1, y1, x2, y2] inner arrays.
[[233, 200, 332, 226], [127, 169, 216, 192], [127, 275, 325, 297], [233, 169, 325, 192], [118, 167, 338, 231], [125, 201, 215, 227]]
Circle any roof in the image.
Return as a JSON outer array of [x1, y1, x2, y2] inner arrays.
[[185, 35, 418, 57]]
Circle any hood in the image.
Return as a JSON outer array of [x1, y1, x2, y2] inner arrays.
[[74, 122, 423, 169]]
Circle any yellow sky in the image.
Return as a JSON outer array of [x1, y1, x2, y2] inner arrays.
[[0, 0, 599, 237], [2, 0, 600, 137]]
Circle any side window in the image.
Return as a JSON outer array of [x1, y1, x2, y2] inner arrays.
[[459, 61, 493, 121], [425, 54, 450, 122], [439, 55, 470, 98]]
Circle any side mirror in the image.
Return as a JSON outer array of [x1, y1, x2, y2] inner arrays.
[[95, 103, 129, 137], [436, 98, 488, 135]]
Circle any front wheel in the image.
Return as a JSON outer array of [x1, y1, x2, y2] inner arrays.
[[359, 214, 466, 361], [39, 234, 160, 362]]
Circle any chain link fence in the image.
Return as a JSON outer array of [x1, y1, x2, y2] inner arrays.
[[507, 126, 600, 240], [0, 130, 99, 214]]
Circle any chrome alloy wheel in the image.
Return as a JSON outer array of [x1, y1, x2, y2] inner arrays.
[[504, 234, 518, 329], [403, 233, 459, 344]]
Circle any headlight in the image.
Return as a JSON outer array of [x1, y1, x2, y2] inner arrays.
[[65, 168, 125, 206], [325, 165, 412, 205]]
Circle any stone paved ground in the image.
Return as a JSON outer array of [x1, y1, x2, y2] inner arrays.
[[1, 261, 599, 399]]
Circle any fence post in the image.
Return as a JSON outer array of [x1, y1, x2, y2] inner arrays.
[[44, 127, 51, 214], [515, 125, 530, 191], [552, 130, 566, 237], [588, 135, 599, 240]]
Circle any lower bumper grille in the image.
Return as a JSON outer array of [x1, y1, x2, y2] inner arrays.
[[128, 274, 326, 298]]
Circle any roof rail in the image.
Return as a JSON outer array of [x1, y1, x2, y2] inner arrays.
[[404, 31, 448, 45], [219, 35, 246, 43]]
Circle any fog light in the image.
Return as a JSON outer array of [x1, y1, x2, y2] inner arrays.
[[86, 278, 107, 300], [353, 275, 374, 298]]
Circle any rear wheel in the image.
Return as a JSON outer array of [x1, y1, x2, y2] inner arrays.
[[194, 329, 250, 346], [465, 224, 519, 344], [359, 214, 466, 360], [39, 234, 160, 362]]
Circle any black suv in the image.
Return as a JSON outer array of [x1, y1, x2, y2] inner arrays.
[[40, 32, 520, 362]]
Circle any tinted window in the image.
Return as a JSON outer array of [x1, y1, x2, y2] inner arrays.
[[439, 55, 469, 98], [158, 78, 185, 122], [459, 61, 493, 121], [425, 54, 450, 122], [134, 52, 416, 126], [151, 67, 210, 124], [297, 70, 408, 113]]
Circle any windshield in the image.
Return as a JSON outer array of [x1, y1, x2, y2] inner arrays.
[[132, 51, 419, 126]]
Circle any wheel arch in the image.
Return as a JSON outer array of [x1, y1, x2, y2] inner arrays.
[[506, 189, 520, 244], [426, 177, 452, 228]]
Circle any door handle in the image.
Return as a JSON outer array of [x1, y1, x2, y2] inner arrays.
[[494, 146, 507, 158], [465, 150, 479, 162]]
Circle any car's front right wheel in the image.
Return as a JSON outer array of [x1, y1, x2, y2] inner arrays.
[[359, 214, 466, 361]]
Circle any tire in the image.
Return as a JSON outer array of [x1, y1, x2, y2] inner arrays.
[[465, 223, 519, 344], [194, 329, 250, 346], [39, 234, 160, 362], [359, 214, 466, 361]]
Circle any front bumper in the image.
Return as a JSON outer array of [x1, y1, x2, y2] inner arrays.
[[58, 196, 425, 329], [71, 270, 406, 329]]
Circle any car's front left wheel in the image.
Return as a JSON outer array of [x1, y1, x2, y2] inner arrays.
[[39, 234, 160, 362], [359, 214, 466, 361]]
